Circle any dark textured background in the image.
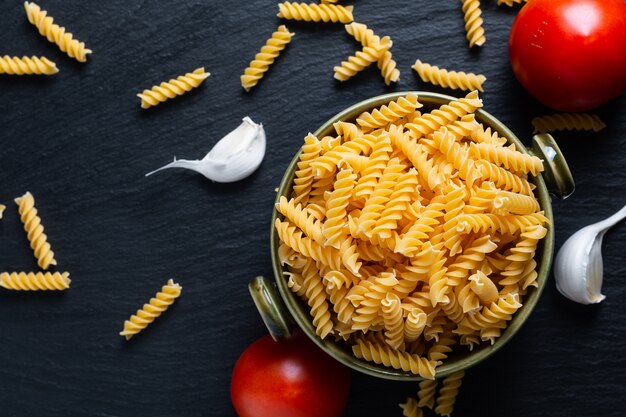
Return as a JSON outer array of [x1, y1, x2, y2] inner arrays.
[[1, 1, 625, 416]]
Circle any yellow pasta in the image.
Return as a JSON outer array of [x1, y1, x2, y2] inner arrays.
[[0, 204, 5, 219], [275, 92, 549, 384], [399, 397, 424, 417], [0, 271, 70, 291], [356, 93, 422, 132], [412, 59, 486, 92], [498, 0, 527, 6], [345, 22, 400, 85], [417, 379, 437, 409], [460, 0, 486, 48], [241, 25, 295, 92], [137, 67, 210, 109], [120, 279, 182, 340], [24, 1, 92, 62], [0, 55, 58, 75], [334, 39, 389, 82], [435, 371, 465, 416], [15, 191, 57, 270], [531, 113, 606, 134], [277, 2, 354, 23]]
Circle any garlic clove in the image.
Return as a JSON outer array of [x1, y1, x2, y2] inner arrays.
[[146, 117, 266, 183], [554, 204, 626, 305]]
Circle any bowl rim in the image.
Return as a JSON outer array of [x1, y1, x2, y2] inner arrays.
[[270, 91, 554, 380]]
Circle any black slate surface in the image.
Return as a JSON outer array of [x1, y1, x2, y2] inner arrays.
[[1, 1, 625, 416]]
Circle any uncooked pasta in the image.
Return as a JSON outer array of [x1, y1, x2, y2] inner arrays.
[[0, 55, 58, 75], [137, 67, 210, 109], [120, 279, 182, 340], [241, 25, 295, 92], [14, 191, 57, 270], [24, 1, 92, 62]]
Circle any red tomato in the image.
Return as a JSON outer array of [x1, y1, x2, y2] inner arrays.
[[509, 0, 626, 112], [231, 331, 351, 417]]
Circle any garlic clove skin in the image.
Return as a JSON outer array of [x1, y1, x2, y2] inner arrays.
[[146, 117, 266, 183], [554, 226, 607, 305]]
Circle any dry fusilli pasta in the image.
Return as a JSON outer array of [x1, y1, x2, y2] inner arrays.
[[498, 0, 527, 6], [24, 1, 92, 62], [0, 55, 58, 75], [413, 59, 486, 92], [277, 2, 354, 23], [137, 67, 210, 109], [0, 271, 70, 291], [399, 397, 424, 417], [241, 25, 295, 92], [531, 113, 606, 133], [344, 22, 400, 85], [334, 39, 389, 82], [15, 191, 57, 270], [435, 371, 465, 416], [120, 279, 182, 340], [460, 0, 486, 48]]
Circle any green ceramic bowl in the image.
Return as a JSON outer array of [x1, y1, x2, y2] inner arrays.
[[251, 91, 574, 381]]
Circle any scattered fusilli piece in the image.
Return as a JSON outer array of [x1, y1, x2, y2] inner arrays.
[[345, 22, 399, 85], [277, 2, 354, 23], [0, 271, 70, 291], [120, 279, 182, 340], [137, 67, 210, 109], [498, 0, 527, 6], [0, 55, 58, 75], [334, 38, 390, 82], [15, 191, 57, 270], [531, 113, 606, 134], [417, 379, 438, 409], [435, 371, 465, 416], [412, 59, 486, 92], [24, 1, 92, 62], [0, 205, 5, 219], [460, 0, 486, 48], [241, 25, 295, 92]]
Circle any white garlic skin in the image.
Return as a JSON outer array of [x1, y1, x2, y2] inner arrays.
[[554, 226, 606, 305], [146, 116, 266, 183]]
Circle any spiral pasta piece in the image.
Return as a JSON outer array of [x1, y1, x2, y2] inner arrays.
[[311, 133, 378, 178], [344, 22, 400, 85], [301, 260, 334, 339], [492, 190, 541, 215], [406, 90, 483, 140], [372, 168, 419, 239], [399, 397, 424, 417], [275, 219, 342, 270], [120, 279, 182, 340], [137, 67, 210, 109], [323, 168, 357, 248], [356, 93, 421, 132], [460, 0, 486, 48], [498, 0, 527, 6], [381, 292, 405, 350], [0, 205, 5, 219], [413, 59, 486, 92], [0, 272, 70, 291], [24, 2, 92, 62], [277, 2, 354, 23], [292, 133, 322, 204], [241, 25, 295, 92], [15, 191, 57, 270], [471, 142, 544, 176], [334, 40, 389, 82], [0, 55, 58, 75], [417, 379, 437, 409], [435, 371, 465, 416], [352, 338, 439, 379], [531, 113, 606, 134]]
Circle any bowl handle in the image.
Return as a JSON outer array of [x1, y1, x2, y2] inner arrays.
[[249, 276, 294, 341], [530, 134, 575, 199]]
